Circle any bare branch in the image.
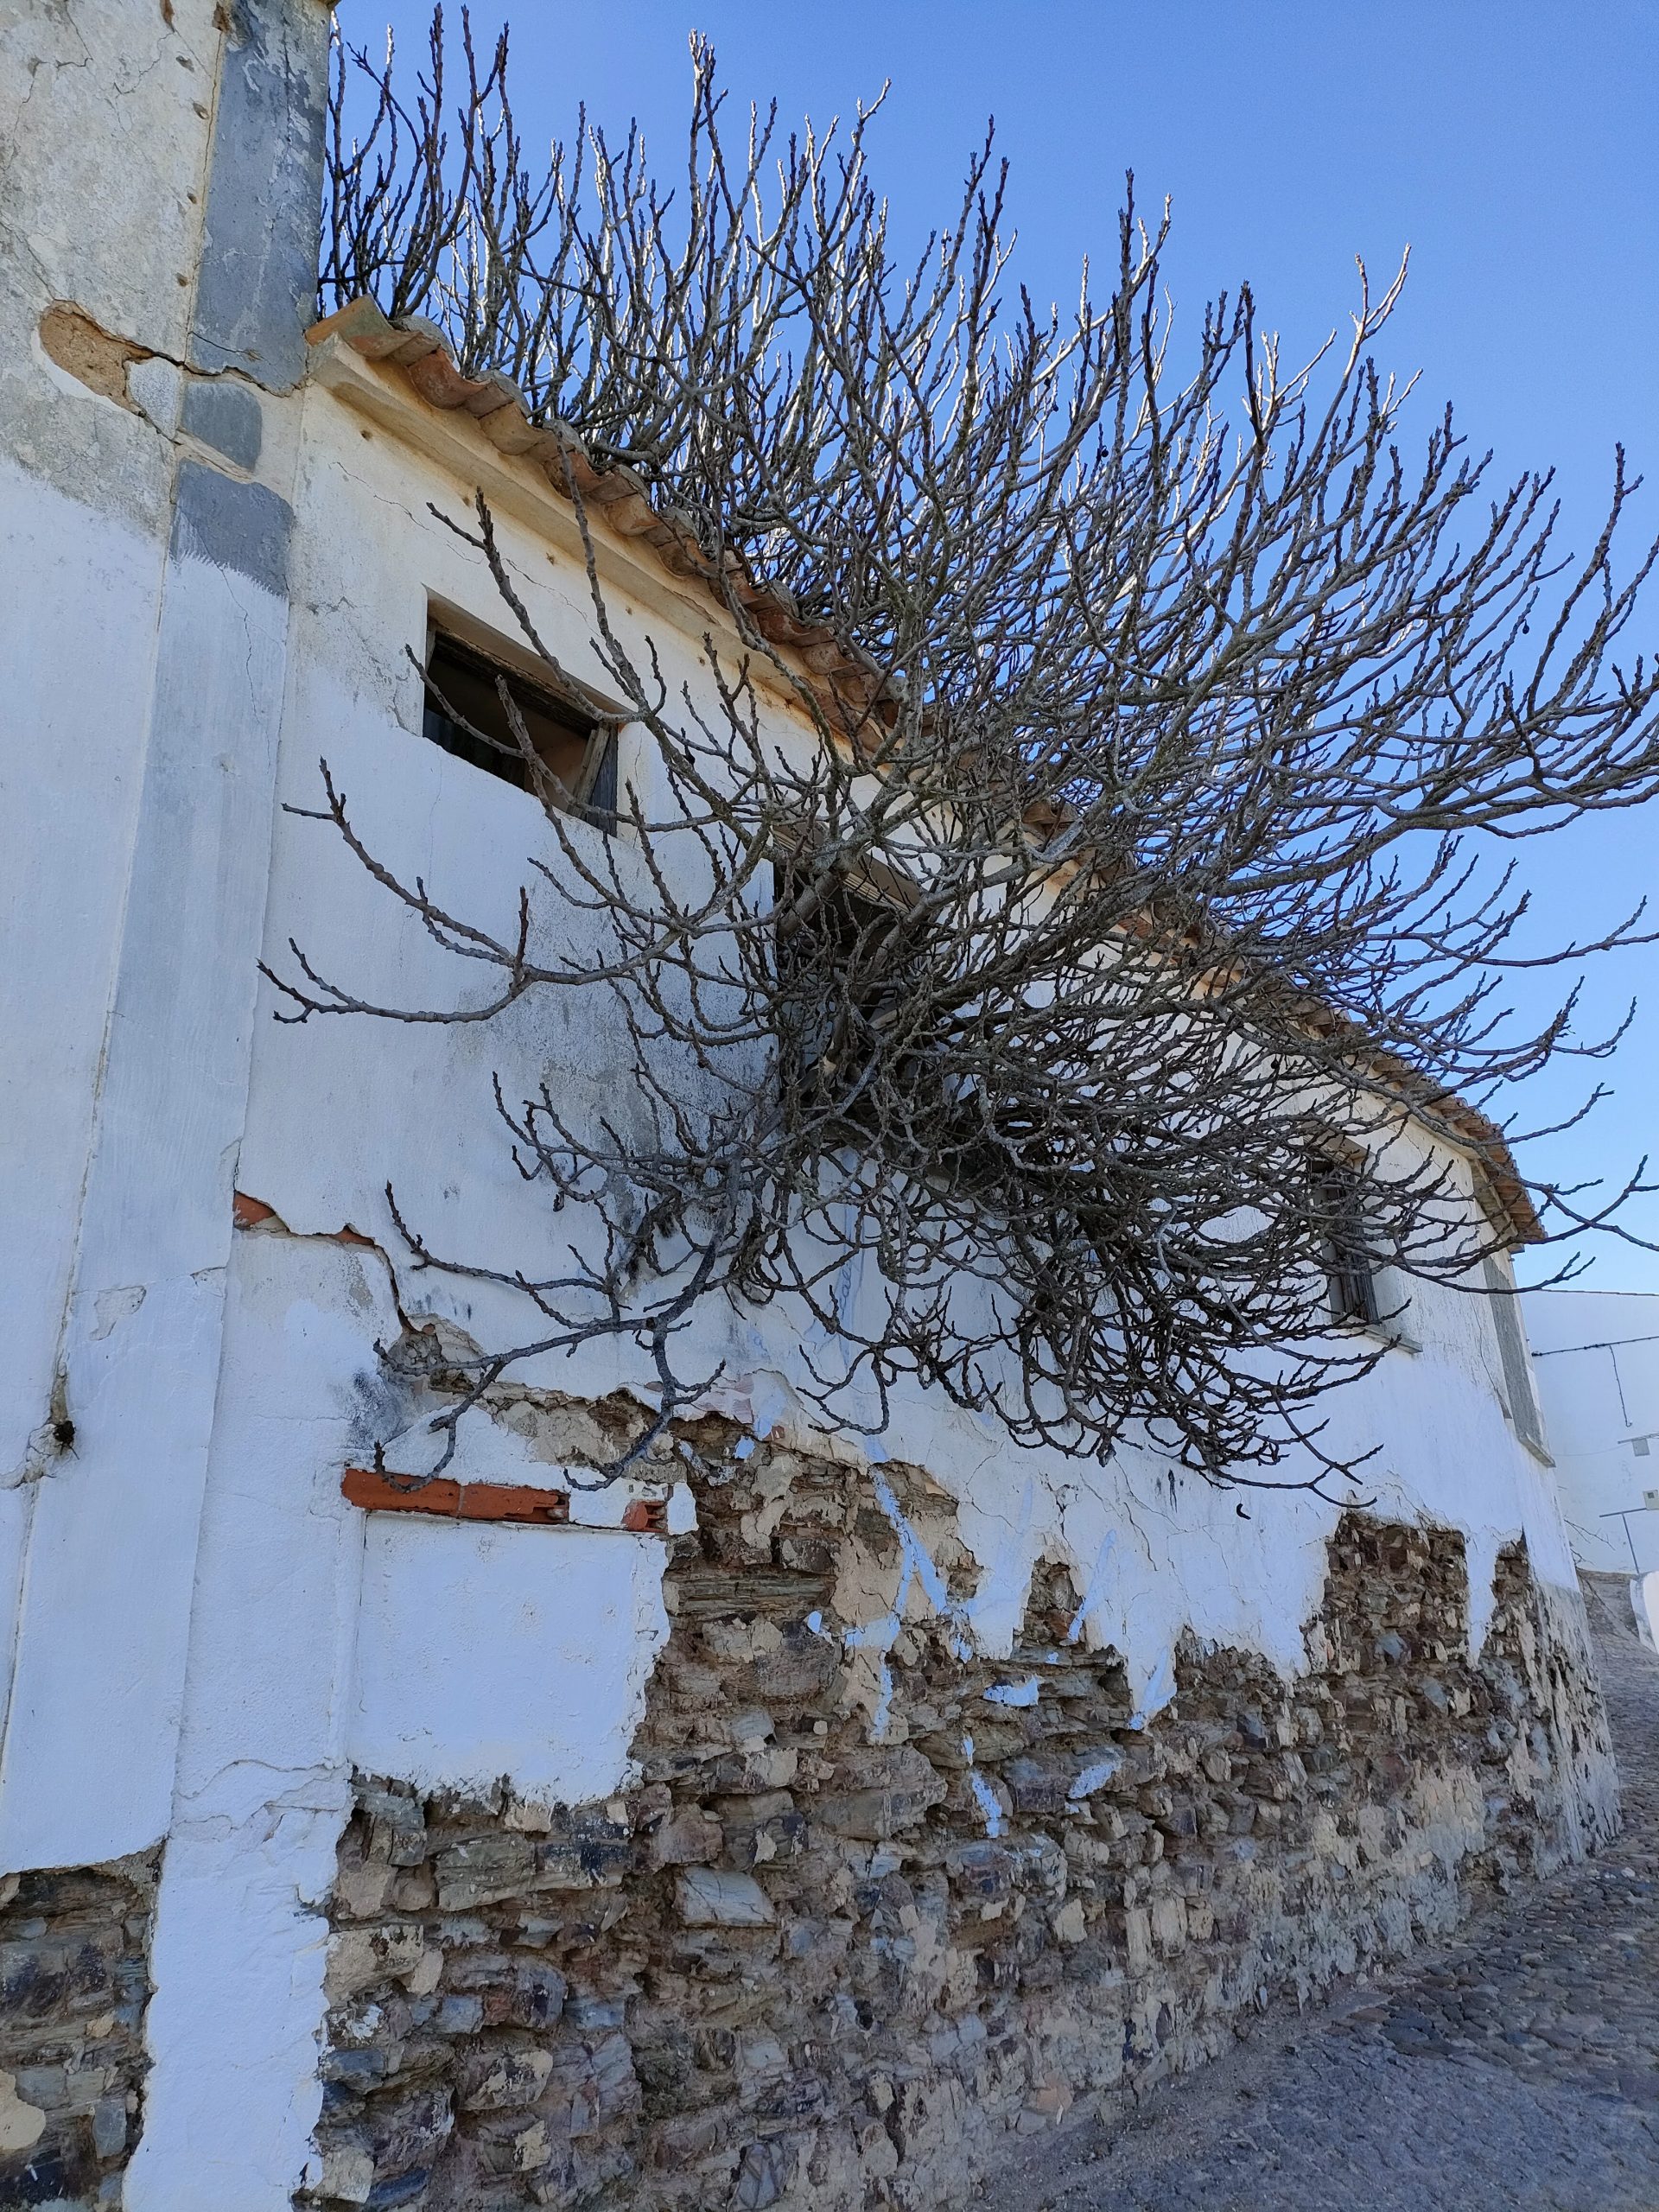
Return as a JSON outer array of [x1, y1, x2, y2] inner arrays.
[[291, 10, 1659, 1490]]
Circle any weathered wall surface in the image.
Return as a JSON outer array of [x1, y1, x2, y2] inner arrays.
[[1526, 1289, 1659, 1574], [0, 0, 328, 1878], [0, 1848, 160, 2206], [0, 48, 1619, 2203], [0, 0, 221, 1745], [105, 361, 1613, 2206], [295, 1443, 1612, 2212], [122, 1225, 685, 2210]]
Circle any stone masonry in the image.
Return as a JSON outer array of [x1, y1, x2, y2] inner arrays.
[[1001, 1570, 1659, 2209], [300, 1424, 1615, 2211], [0, 1847, 160, 2208]]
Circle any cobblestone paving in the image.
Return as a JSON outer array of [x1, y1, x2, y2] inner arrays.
[[999, 1576, 1659, 2212]]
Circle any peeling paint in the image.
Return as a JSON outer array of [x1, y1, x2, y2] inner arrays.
[[91, 1284, 146, 1340], [1066, 1751, 1124, 1800], [1066, 1528, 1117, 1643], [967, 1768, 1006, 1840], [982, 1676, 1041, 1707], [1128, 1650, 1177, 1731]]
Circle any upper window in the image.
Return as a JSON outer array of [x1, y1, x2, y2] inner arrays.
[[1483, 1255, 1548, 1455], [770, 844, 920, 1086], [1311, 1154, 1382, 1328], [422, 629, 617, 828]]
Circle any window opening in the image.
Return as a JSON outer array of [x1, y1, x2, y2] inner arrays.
[[1311, 1154, 1382, 1328], [771, 849, 918, 1090], [1483, 1254, 1548, 1454], [423, 630, 617, 827]]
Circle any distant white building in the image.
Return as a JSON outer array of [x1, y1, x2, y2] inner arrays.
[[1525, 1289, 1659, 1575]]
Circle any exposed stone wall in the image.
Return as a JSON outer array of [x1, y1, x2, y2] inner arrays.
[[0, 1847, 160, 2207], [302, 1436, 1614, 2211]]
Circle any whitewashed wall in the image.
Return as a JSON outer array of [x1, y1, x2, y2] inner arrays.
[[0, 21, 1598, 2190], [0, 0, 238, 1868], [1526, 1288, 1659, 1574], [110, 359, 1594, 2203], [0, 0, 327, 1865]]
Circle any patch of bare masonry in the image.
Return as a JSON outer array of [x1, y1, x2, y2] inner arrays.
[[0, 1847, 161, 2206], [299, 1427, 1614, 2211]]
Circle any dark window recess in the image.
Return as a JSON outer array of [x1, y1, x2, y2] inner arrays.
[[423, 632, 617, 825], [1312, 1155, 1381, 1327], [771, 855, 914, 1081]]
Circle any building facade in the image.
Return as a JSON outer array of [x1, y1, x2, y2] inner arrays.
[[1525, 1289, 1659, 1637], [0, 9, 1618, 2208]]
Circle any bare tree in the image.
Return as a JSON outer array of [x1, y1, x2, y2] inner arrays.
[[281, 10, 1659, 1494]]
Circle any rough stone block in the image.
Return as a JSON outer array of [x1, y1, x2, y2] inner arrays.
[[435, 1836, 538, 1911], [459, 2042, 556, 2112], [649, 1808, 725, 1869], [325, 1924, 429, 2001], [677, 1869, 777, 1927], [534, 1816, 631, 1891]]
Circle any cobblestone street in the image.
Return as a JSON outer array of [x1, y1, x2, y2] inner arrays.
[[999, 1574, 1659, 2212]]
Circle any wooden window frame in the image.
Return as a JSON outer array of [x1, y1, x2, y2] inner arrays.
[[419, 609, 624, 830], [1310, 1149, 1383, 1331]]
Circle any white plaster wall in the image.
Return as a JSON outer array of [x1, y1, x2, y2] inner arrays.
[[236, 393, 710, 1265], [129, 1221, 673, 2209], [233, 377, 1587, 1726], [1636, 1568, 1659, 1649], [0, 0, 221, 1548], [0, 467, 167, 1482], [124, 368, 1595, 2205], [0, 0, 228, 1475], [0, 6, 221, 387], [0, 471, 168, 1780], [353, 1516, 670, 1802], [757, 1227, 1576, 1720], [126, 1230, 373, 2211], [0, 500, 296, 1871], [195, 377, 1578, 1751], [0, 2, 254, 1866], [1525, 1288, 1659, 1573]]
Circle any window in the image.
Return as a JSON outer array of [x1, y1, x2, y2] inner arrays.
[[770, 844, 921, 1084], [423, 630, 617, 827], [1311, 1154, 1382, 1328], [1483, 1255, 1548, 1455]]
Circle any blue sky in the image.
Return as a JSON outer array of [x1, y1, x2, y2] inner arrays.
[[364, 1, 1659, 1287]]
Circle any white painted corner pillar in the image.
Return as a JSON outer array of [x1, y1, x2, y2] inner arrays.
[[0, 0, 329, 1872], [0, 462, 299, 1870]]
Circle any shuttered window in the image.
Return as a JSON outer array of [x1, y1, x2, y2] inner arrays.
[[1484, 1255, 1548, 1455]]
